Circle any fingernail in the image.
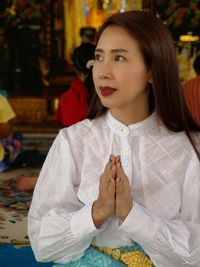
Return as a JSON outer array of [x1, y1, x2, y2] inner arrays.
[[117, 162, 121, 168], [109, 154, 114, 162]]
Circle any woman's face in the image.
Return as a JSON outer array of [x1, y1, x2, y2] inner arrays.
[[92, 26, 151, 119]]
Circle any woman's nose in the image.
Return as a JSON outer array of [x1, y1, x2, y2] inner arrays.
[[99, 72, 112, 79], [99, 63, 112, 79]]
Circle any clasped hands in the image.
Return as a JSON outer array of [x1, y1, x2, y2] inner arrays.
[[92, 154, 133, 228]]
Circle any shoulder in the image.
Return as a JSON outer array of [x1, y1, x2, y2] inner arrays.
[[182, 75, 200, 91], [59, 115, 106, 143], [152, 124, 195, 157]]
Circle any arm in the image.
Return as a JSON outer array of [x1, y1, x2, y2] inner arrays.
[[28, 131, 103, 264], [119, 153, 200, 267]]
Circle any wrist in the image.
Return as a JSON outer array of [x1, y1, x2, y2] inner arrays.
[[92, 200, 109, 229], [118, 203, 133, 222]]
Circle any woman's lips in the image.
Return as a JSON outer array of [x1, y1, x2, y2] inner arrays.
[[99, 86, 117, 96]]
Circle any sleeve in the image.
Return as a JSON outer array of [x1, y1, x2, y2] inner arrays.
[[28, 130, 103, 264], [119, 153, 200, 267], [0, 96, 15, 123]]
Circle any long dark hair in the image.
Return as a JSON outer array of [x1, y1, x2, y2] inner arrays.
[[87, 10, 200, 159]]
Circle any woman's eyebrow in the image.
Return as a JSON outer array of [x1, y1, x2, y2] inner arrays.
[[95, 48, 129, 53]]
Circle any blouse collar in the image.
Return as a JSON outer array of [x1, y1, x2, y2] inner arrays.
[[104, 110, 159, 136]]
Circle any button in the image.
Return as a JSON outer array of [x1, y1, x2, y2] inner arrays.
[[120, 128, 128, 133]]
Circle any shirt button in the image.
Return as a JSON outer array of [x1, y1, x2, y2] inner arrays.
[[121, 128, 128, 133]]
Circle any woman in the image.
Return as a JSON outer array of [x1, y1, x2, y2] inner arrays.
[[0, 94, 23, 171], [28, 11, 200, 267]]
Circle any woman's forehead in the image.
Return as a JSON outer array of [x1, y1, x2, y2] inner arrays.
[[96, 26, 140, 52]]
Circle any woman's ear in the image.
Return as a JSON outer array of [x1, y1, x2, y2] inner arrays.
[[148, 72, 153, 84]]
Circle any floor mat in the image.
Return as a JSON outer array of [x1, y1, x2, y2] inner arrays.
[[0, 244, 52, 267], [0, 168, 53, 266], [0, 168, 40, 245]]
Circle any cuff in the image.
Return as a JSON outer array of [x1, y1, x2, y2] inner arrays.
[[119, 202, 160, 245], [71, 202, 103, 240]]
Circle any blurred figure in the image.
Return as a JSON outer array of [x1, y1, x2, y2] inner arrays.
[[80, 26, 97, 44], [0, 93, 23, 171], [17, 43, 96, 190], [182, 54, 200, 125], [53, 42, 95, 127]]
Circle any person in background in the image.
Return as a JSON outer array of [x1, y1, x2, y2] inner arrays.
[[182, 54, 200, 125], [80, 26, 97, 44], [0, 93, 23, 171], [17, 43, 96, 190], [28, 11, 200, 267], [52, 42, 95, 127]]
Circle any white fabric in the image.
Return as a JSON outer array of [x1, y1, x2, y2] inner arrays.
[[28, 111, 200, 266]]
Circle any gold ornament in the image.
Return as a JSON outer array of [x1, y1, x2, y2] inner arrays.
[[91, 244, 154, 267], [0, 143, 5, 161]]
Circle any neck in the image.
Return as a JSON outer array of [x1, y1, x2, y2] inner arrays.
[[111, 107, 150, 126]]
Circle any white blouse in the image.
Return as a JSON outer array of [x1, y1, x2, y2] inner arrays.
[[28, 111, 200, 267]]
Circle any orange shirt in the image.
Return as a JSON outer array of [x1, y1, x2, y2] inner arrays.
[[182, 75, 200, 125]]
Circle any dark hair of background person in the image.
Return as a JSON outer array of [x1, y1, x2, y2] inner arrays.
[[72, 42, 95, 98], [193, 54, 200, 76], [87, 10, 200, 159], [80, 27, 97, 44]]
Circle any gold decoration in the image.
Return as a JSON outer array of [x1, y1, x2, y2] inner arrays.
[[0, 143, 5, 161], [9, 98, 52, 125], [92, 244, 154, 267], [63, 0, 86, 63]]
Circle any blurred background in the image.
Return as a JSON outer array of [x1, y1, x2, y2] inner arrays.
[[0, 0, 200, 131]]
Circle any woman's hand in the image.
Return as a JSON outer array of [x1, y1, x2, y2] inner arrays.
[[115, 160, 133, 222], [92, 155, 116, 228]]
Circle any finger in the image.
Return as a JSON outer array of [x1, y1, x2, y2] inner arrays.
[[116, 161, 122, 181], [100, 156, 116, 186], [108, 172, 116, 192], [116, 161, 127, 178], [109, 154, 116, 165], [116, 175, 122, 194], [110, 163, 117, 181], [104, 155, 114, 174], [115, 156, 121, 179], [115, 155, 120, 164]]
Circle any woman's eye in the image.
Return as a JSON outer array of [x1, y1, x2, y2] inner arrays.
[[94, 54, 102, 61], [115, 55, 125, 61]]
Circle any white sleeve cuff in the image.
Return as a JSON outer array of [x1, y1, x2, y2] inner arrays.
[[71, 203, 103, 240], [119, 202, 160, 245]]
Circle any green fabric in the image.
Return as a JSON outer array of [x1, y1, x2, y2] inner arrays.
[[53, 243, 145, 267]]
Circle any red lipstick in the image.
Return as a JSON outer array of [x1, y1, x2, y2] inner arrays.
[[100, 86, 117, 96]]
